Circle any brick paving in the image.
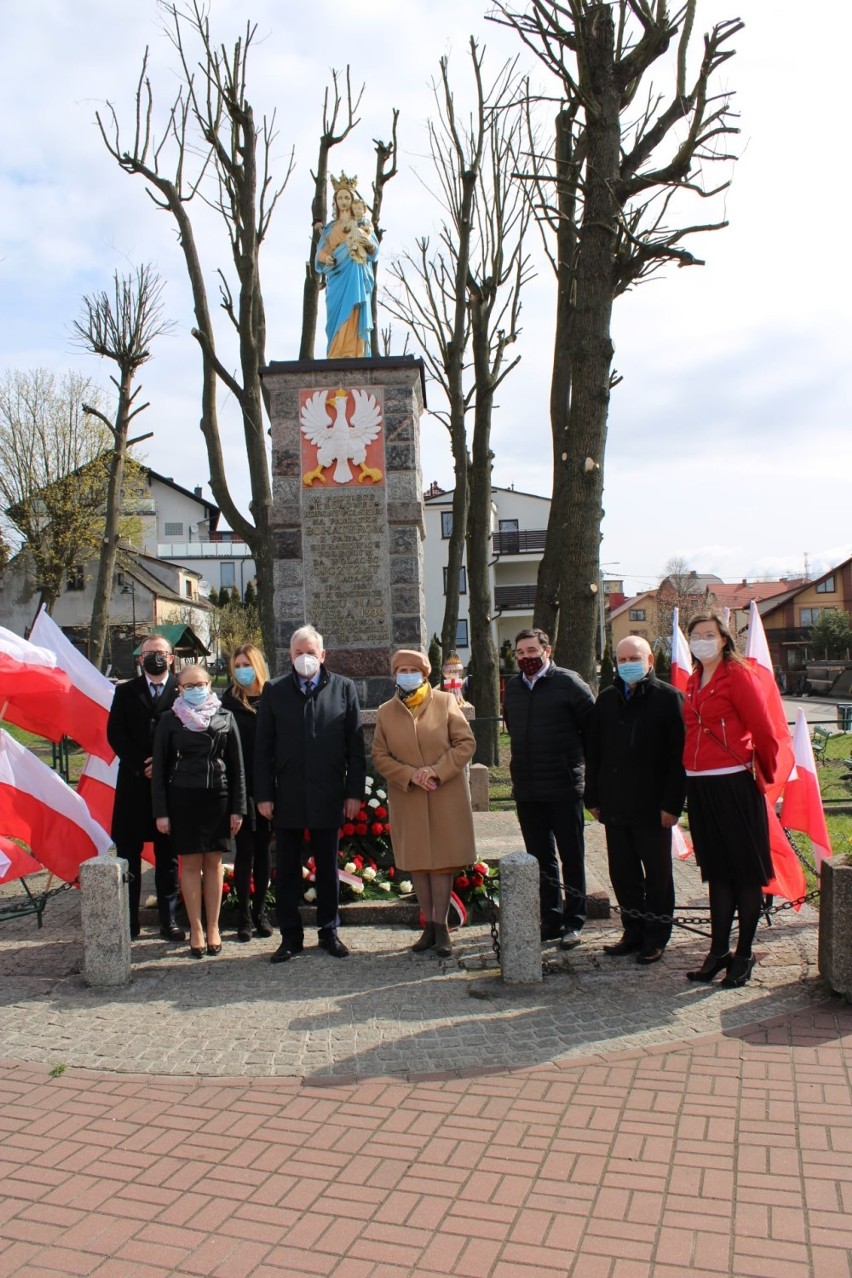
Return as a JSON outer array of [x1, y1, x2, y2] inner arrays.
[[2, 826, 851, 1274]]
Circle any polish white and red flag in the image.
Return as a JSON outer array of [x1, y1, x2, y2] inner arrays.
[[744, 599, 795, 804], [781, 708, 832, 873], [0, 728, 113, 882], [670, 607, 692, 694], [29, 607, 115, 764], [76, 752, 155, 865], [0, 834, 45, 884], [0, 625, 73, 742]]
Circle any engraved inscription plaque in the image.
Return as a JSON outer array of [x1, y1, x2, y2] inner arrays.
[[302, 489, 391, 648]]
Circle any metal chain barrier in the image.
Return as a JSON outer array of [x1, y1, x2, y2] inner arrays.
[[480, 823, 821, 962]]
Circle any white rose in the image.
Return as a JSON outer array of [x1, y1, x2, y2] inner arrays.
[[344, 862, 357, 874], [365, 776, 374, 787], [399, 880, 413, 894], [368, 798, 380, 809], [362, 866, 377, 881], [350, 880, 365, 894], [377, 789, 387, 799], [304, 887, 317, 902], [379, 881, 391, 892], [302, 866, 311, 879]]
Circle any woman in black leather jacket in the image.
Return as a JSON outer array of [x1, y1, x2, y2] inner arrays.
[[152, 664, 246, 958]]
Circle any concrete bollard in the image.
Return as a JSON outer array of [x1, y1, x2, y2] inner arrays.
[[500, 850, 542, 985], [468, 763, 490, 812], [80, 856, 131, 987], [818, 856, 852, 999]]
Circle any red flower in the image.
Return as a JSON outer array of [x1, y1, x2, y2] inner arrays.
[[388, 867, 395, 879], [473, 862, 489, 875], [455, 875, 470, 891], [384, 823, 391, 834], [355, 823, 368, 836], [222, 884, 231, 896], [375, 806, 388, 819], [471, 872, 485, 887], [370, 823, 384, 836], [342, 822, 356, 837], [304, 830, 312, 843], [354, 855, 364, 868]]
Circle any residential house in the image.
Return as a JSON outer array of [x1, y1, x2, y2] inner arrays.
[[757, 557, 852, 693]]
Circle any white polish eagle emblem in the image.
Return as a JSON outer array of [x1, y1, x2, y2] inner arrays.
[[300, 387, 384, 486]]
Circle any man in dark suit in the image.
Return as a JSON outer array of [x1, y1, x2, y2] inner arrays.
[[106, 633, 184, 940], [584, 635, 685, 965], [255, 624, 365, 963]]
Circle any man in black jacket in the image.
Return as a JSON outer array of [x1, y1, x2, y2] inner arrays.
[[106, 633, 184, 941], [584, 636, 685, 964], [256, 625, 366, 962], [503, 628, 595, 948]]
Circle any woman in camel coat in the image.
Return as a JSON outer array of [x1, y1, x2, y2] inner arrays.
[[372, 648, 476, 957]]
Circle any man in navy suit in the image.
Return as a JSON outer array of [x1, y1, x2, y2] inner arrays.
[[106, 633, 184, 940]]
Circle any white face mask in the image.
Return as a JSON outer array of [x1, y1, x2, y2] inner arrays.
[[293, 653, 320, 679], [690, 636, 721, 663]]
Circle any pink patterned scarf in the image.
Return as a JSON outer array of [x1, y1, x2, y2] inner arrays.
[[171, 691, 222, 732]]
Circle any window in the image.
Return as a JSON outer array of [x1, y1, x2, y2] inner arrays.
[[164, 521, 183, 537], [444, 566, 467, 594], [498, 519, 520, 554], [816, 577, 836, 594], [67, 565, 84, 591], [629, 609, 646, 621], [184, 580, 194, 599], [455, 619, 469, 648], [441, 511, 453, 539], [801, 607, 835, 626], [220, 562, 236, 590]]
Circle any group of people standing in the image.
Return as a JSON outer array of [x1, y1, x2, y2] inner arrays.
[[511, 615, 784, 988], [108, 612, 783, 987]]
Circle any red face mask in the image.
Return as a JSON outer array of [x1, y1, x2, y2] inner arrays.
[[518, 654, 545, 678]]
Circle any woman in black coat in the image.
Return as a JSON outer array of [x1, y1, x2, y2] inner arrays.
[[221, 644, 273, 942], [152, 664, 246, 957]]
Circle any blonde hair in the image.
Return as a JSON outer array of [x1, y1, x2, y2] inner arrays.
[[229, 643, 269, 712], [177, 662, 211, 686]]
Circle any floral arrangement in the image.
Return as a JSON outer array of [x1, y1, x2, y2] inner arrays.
[[218, 776, 498, 921], [453, 861, 499, 917]]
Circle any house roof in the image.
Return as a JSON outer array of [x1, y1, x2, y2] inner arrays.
[[145, 469, 221, 532], [133, 624, 210, 657], [759, 556, 852, 618], [608, 591, 657, 622], [424, 485, 550, 505], [707, 579, 805, 610]]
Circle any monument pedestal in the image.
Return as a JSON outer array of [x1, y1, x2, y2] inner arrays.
[[261, 356, 427, 705]]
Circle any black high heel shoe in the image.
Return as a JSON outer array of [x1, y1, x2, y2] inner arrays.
[[686, 951, 732, 983], [206, 941, 222, 956], [721, 955, 755, 987], [189, 946, 204, 959]]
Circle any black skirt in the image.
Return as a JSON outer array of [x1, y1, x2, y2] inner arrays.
[[686, 770, 773, 888], [168, 786, 231, 856]]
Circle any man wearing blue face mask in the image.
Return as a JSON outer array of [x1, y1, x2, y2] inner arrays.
[[584, 636, 686, 965], [255, 624, 366, 963]]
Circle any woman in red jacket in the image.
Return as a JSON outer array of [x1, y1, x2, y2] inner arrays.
[[683, 612, 779, 987]]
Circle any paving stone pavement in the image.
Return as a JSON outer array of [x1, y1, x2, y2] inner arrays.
[[0, 827, 825, 1079], [4, 827, 852, 1276]]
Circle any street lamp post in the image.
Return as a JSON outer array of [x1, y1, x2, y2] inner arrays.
[[121, 581, 137, 667]]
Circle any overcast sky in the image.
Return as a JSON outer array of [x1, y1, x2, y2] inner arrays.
[[2, 0, 849, 597]]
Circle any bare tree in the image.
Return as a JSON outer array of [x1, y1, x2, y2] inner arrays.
[[0, 370, 112, 615], [74, 264, 172, 669], [493, 0, 741, 683], [95, 0, 295, 668], [299, 68, 364, 360], [656, 555, 711, 638], [384, 41, 531, 764]]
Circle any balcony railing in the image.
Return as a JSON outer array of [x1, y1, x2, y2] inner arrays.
[[494, 584, 537, 611], [492, 529, 547, 555], [157, 542, 254, 559]]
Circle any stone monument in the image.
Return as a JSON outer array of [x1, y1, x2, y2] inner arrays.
[[260, 356, 428, 707]]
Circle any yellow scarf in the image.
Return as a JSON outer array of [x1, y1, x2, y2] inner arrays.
[[399, 680, 430, 717]]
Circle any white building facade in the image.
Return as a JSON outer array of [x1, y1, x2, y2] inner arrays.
[[423, 485, 551, 656]]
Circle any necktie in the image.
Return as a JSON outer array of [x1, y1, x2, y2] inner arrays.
[[151, 683, 161, 700]]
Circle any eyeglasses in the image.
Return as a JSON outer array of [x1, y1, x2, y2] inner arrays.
[[181, 682, 210, 690]]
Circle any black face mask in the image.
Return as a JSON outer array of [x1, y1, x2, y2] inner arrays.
[[142, 651, 168, 676]]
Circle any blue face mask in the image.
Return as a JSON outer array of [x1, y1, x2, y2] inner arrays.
[[234, 667, 256, 687], [182, 686, 209, 707], [618, 661, 647, 686], [397, 672, 424, 693]]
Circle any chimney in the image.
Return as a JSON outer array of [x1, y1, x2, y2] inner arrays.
[[194, 485, 202, 498]]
